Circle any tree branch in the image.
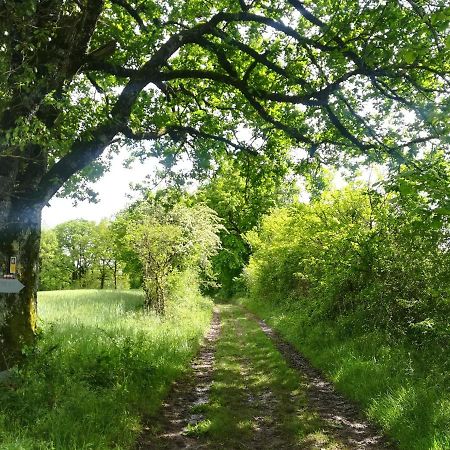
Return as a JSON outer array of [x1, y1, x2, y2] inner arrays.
[[121, 124, 259, 156], [324, 105, 372, 152], [84, 61, 137, 77], [286, 0, 327, 28], [110, 0, 147, 31]]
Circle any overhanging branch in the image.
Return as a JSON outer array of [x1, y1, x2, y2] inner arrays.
[[110, 0, 147, 31], [121, 125, 259, 156]]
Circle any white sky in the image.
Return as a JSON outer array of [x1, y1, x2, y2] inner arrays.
[[41, 144, 383, 229], [42, 148, 160, 228]]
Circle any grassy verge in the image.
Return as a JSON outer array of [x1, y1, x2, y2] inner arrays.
[[240, 296, 450, 450], [189, 304, 343, 449], [0, 288, 212, 449]]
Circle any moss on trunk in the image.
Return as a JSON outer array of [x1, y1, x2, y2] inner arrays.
[[0, 203, 41, 370]]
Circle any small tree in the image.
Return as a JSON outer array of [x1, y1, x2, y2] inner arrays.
[[127, 203, 222, 314]]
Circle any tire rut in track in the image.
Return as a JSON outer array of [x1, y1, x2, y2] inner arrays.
[[136, 308, 221, 449], [248, 311, 395, 449]]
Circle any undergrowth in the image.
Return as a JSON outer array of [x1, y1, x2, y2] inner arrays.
[[0, 284, 212, 449], [240, 180, 450, 450]]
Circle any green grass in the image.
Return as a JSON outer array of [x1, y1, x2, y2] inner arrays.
[[191, 305, 343, 449], [240, 296, 450, 450], [0, 287, 213, 449]]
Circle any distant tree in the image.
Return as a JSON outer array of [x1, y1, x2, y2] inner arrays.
[[92, 220, 117, 289], [40, 219, 122, 290], [127, 203, 222, 314], [54, 220, 97, 287], [39, 229, 72, 291], [112, 206, 145, 289]]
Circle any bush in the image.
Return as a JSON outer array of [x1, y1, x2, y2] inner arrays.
[[242, 159, 450, 448], [245, 180, 450, 342]]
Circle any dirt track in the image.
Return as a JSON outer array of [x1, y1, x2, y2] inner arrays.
[[137, 305, 394, 449]]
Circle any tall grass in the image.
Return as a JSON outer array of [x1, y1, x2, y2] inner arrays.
[[0, 284, 212, 449]]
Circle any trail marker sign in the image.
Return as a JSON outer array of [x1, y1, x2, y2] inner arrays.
[[0, 279, 25, 294], [9, 257, 17, 275]]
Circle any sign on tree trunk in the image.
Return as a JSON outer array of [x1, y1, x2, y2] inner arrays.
[[0, 279, 25, 294]]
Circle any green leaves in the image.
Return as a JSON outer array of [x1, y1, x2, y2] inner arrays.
[[2, 0, 450, 210], [121, 199, 223, 312], [445, 35, 450, 50], [40, 220, 121, 290], [194, 156, 297, 295], [400, 49, 416, 65], [398, 179, 415, 197], [245, 174, 450, 341]]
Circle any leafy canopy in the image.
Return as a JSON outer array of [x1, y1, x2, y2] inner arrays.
[[1, 0, 449, 205]]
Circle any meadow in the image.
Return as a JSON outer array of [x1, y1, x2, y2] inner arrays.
[[0, 286, 213, 449]]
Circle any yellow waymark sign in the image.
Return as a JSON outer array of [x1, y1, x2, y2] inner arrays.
[[10, 257, 17, 275]]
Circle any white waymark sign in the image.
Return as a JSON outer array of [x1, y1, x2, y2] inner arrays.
[[0, 279, 25, 294]]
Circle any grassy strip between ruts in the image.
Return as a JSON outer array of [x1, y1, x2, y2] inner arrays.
[[185, 304, 345, 449], [0, 287, 213, 449], [239, 297, 450, 450]]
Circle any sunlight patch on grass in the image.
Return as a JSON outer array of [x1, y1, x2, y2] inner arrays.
[[184, 419, 212, 436]]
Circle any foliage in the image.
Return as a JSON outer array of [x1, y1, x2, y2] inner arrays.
[[195, 156, 297, 296], [245, 157, 450, 341], [39, 220, 123, 290], [54, 219, 97, 287], [241, 153, 450, 448], [2, 0, 450, 200], [2, 0, 450, 366], [124, 201, 223, 313], [39, 229, 72, 291], [92, 220, 120, 289], [0, 287, 213, 449], [241, 296, 450, 450]]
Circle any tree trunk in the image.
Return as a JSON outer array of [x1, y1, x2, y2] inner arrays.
[[114, 260, 117, 290], [154, 276, 165, 316], [156, 284, 165, 316], [100, 262, 106, 289], [0, 202, 42, 370]]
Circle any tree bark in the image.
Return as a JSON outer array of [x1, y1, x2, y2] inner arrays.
[[114, 260, 117, 290], [100, 262, 106, 289], [0, 201, 42, 370]]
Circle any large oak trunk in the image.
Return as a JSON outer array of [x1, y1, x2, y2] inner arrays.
[[0, 199, 42, 370]]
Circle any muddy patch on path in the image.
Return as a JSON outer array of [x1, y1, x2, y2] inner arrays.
[[136, 309, 221, 449], [250, 312, 395, 449]]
